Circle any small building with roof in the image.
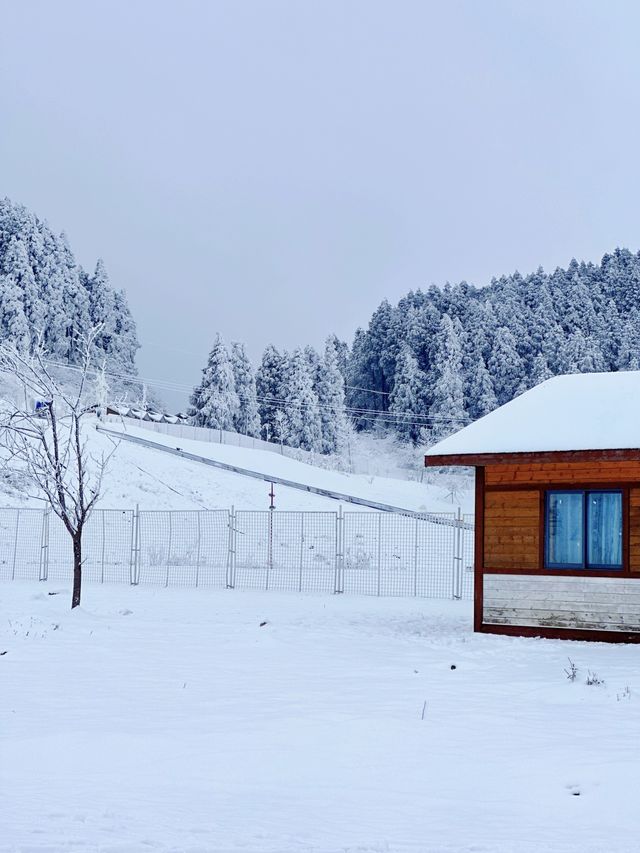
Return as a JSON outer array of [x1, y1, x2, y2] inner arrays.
[[425, 371, 640, 642]]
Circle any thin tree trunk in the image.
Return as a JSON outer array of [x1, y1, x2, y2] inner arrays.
[[72, 532, 82, 609]]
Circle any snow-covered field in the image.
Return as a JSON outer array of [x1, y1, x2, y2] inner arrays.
[[2, 582, 639, 853]]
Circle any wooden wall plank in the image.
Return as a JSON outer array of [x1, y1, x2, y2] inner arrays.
[[630, 488, 640, 573], [486, 460, 640, 486], [483, 489, 539, 569]]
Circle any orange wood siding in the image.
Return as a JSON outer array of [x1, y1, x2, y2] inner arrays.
[[485, 460, 640, 486], [630, 489, 640, 573], [483, 489, 540, 570]]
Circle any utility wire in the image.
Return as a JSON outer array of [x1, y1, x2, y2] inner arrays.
[[44, 359, 469, 425]]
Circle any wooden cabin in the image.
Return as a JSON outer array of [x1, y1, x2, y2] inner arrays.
[[425, 372, 640, 643]]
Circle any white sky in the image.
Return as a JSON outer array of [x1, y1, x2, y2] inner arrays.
[[2, 1, 640, 408]]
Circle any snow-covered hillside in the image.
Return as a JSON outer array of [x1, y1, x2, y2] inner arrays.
[[3, 583, 639, 853], [0, 419, 472, 514]]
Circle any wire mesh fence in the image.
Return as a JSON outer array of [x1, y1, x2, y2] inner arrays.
[[0, 506, 474, 600]]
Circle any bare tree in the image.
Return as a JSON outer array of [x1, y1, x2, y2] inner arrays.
[[0, 332, 116, 608]]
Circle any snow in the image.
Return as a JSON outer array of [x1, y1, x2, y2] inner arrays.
[[98, 421, 472, 513], [0, 422, 469, 514], [425, 370, 640, 458], [2, 582, 640, 852]]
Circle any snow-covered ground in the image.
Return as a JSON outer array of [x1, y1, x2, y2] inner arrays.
[[2, 582, 639, 853], [97, 421, 473, 513], [0, 421, 472, 514]]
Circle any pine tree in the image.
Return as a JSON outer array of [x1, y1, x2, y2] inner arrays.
[[316, 336, 350, 454], [530, 353, 553, 386], [189, 335, 239, 429], [85, 259, 116, 356], [0, 198, 139, 380], [230, 341, 260, 437], [488, 326, 524, 406], [283, 349, 322, 451], [256, 345, 287, 442], [326, 334, 349, 380], [427, 315, 467, 443], [389, 342, 427, 443], [466, 358, 497, 419], [618, 308, 640, 370]]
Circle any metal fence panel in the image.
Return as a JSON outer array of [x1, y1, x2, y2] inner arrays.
[[0, 508, 45, 582], [234, 511, 337, 592], [342, 512, 459, 598], [0, 505, 474, 600], [136, 510, 230, 587], [47, 510, 135, 584]]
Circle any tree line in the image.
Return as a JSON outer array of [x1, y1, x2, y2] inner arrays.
[[188, 335, 350, 455], [0, 198, 139, 374], [346, 249, 640, 443], [192, 250, 640, 451]]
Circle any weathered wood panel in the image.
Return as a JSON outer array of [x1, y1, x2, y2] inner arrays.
[[483, 573, 640, 632], [486, 460, 640, 486], [483, 490, 539, 569]]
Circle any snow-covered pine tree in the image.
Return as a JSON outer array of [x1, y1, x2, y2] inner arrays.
[[530, 352, 553, 386], [617, 308, 640, 370], [283, 349, 322, 452], [316, 336, 350, 454], [466, 357, 497, 420], [230, 341, 260, 437], [111, 289, 140, 374], [0, 236, 32, 351], [256, 344, 287, 442], [557, 329, 604, 374], [0, 198, 139, 380], [189, 335, 239, 429], [326, 334, 349, 381], [487, 326, 524, 406], [85, 259, 116, 356], [427, 315, 467, 443], [389, 342, 427, 443]]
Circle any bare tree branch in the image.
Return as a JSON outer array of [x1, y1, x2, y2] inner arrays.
[[0, 330, 114, 607]]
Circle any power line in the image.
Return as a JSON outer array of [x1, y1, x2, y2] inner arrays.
[[43, 360, 470, 425]]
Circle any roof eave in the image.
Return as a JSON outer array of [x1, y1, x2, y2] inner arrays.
[[424, 448, 640, 467]]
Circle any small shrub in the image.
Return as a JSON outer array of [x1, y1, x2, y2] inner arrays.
[[564, 658, 578, 682]]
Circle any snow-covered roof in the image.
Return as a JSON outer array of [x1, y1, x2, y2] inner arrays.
[[425, 371, 640, 458]]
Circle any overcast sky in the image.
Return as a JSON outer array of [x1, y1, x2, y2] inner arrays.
[[2, 1, 640, 407]]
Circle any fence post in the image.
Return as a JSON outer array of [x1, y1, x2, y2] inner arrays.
[[377, 513, 382, 597], [130, 505, 139, 585], [165, 511, 172, 588], [11, 509, 20, 581], [226, 506, 236, 588], [452, 506, 463, 600], [298, 513, 304, 593], [413, 516, 419, 597], [101, 510, 106, 584], [195, 511, 201, 588], [334, 505, 344, 594], [39, 508, 50, 582]]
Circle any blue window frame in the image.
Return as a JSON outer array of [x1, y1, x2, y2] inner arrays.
[[545, 490, 623, 570]]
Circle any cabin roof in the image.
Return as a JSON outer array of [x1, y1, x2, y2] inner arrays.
[[425, 371, 640, 465]]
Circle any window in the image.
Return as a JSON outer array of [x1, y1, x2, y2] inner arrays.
[[545, 490, 622, 570]]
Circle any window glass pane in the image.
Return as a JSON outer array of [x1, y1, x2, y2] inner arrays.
[[587, 492, 622, 568], [547, 492, 584, 567]]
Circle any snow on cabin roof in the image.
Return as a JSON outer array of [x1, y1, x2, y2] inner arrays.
[[425, 371, 640, 458]]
